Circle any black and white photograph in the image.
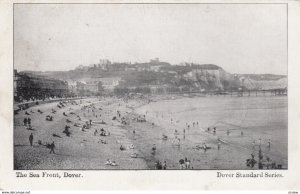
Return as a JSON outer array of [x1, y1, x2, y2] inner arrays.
[[13, 3, 288, 171]]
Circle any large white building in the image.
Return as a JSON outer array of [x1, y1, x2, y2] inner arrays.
[[66, 80, 78, 94], [98, 77, 121, 91]]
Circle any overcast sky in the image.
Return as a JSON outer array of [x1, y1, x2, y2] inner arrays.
[[14, 4, 287, 75]]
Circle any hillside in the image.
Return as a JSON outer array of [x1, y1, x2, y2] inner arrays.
[[20, 62, 287, 92]]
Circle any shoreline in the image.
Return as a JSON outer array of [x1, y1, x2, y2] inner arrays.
[[14, 95, 287, 170], [131, 95, 287, 169]]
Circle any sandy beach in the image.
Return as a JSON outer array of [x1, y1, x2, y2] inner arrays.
[[14, 95, 287, 170]]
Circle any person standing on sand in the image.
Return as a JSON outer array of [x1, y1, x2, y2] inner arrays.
[[151, 144, 156, 154], [163, 161, 167, 170], [157, 161, 163, 170], [29, 133, 33, 146], [186, 160, 191, 169], [179, 159, 185, 169], [49, 141, 55, 154], [203, 143, 207, 152], [184, 157, 188, 168], [268, 139, 271, 149]]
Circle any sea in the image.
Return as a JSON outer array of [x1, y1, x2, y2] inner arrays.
[[136, 95, 288, 169]]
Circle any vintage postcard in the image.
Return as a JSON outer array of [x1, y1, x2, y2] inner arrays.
[[0, 0, 299, 191]]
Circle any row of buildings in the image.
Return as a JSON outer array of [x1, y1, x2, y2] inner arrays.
[[14, 70, 70, 102], [14, 70, 121, 103], [75, 58, 171, 73], [66, 77, 121, 96]]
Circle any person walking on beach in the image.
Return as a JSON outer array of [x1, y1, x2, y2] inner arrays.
[[29, 133, 33, 146], [268, 139, 271, 149], [217, 142, 221, 150], [176, 138, 181, 147], [252, 140, 256, 150], [49, 141, 55, 154], [23, 118, 28, 126], [27, 118, 31, 128]]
